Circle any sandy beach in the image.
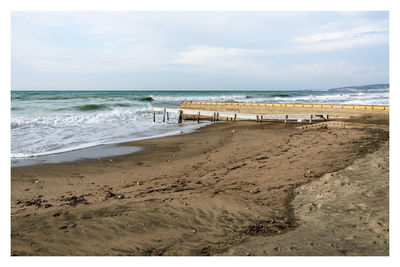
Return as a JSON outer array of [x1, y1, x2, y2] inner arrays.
[[11, 114, 389, 256]]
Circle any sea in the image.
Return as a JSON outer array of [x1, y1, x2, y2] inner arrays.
[[11, 89, 389, 163]]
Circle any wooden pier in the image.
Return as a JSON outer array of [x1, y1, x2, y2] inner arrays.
[[180, 101, 389, 110], [152, 107, 328, 124], [179, 101, 389, 119]]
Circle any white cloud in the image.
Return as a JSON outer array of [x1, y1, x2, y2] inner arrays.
[[171, 46, 270, 76], [291, 25, 388, 52], [284, 60, 388, 83], [294, 25, 387, 43], [288, 61, 355, 75], [11, 11, 389, 89], [12, 38, 168, 74], [172, 46, 261, 64], [170, 45, 389, 80]]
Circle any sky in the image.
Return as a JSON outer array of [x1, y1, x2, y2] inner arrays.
[[11, 11, 389, 90]]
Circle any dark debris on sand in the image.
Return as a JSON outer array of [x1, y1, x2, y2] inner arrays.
[[105, 190, 125, 199], [199, 246, 214, 256], [242, 217, 296, 236], [141, 248, 166, 256], [19, 197, 52, 209], [59, 195, 89, 206]]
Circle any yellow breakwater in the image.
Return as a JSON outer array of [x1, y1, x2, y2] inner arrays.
[[179, 102, 389, 118]]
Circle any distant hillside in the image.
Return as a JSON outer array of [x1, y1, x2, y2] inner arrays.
[[329, 84, 389, 91]]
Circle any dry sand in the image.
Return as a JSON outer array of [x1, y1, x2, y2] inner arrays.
[[11, 114, 389, 256], [223, 141, 389, 256]]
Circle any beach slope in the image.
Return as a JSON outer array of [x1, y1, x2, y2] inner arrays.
[[11, 116, 388, 256]]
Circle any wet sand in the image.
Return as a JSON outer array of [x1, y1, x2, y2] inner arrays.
[[11, 115, 389, 256]]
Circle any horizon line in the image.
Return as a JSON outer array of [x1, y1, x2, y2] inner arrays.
[[10, 83, 390, 92]]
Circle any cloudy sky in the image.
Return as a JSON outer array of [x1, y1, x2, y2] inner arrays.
[[11, 11, 389, 90]]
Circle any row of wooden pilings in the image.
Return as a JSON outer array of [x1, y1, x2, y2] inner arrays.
[[153, 109, 178, 123], [152, 108, 300, 124], [153, 109, 223, 124]]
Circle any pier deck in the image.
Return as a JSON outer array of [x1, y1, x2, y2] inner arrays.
[[179, 101, 389, 119]]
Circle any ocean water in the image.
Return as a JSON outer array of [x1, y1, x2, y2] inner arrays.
[[11, 89, 389, 159]]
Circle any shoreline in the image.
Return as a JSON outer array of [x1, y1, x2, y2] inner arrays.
[[11, 115, 389, 255], [11, 121, 209, 167]]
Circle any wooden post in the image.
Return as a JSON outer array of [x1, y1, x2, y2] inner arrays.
[[167, 112, 169, 121], [284, 114, 288, 124], [216, 113, 219, 122], [153, 110, 155, 122], [234, 114, 237, 122], [260, 115, 263, 123], [197, 112, 200, 123], [309, 114, 312, 124], [162, 108, 166, 123], [256, 115, 259, 122], [178, 110, 183, 124]]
